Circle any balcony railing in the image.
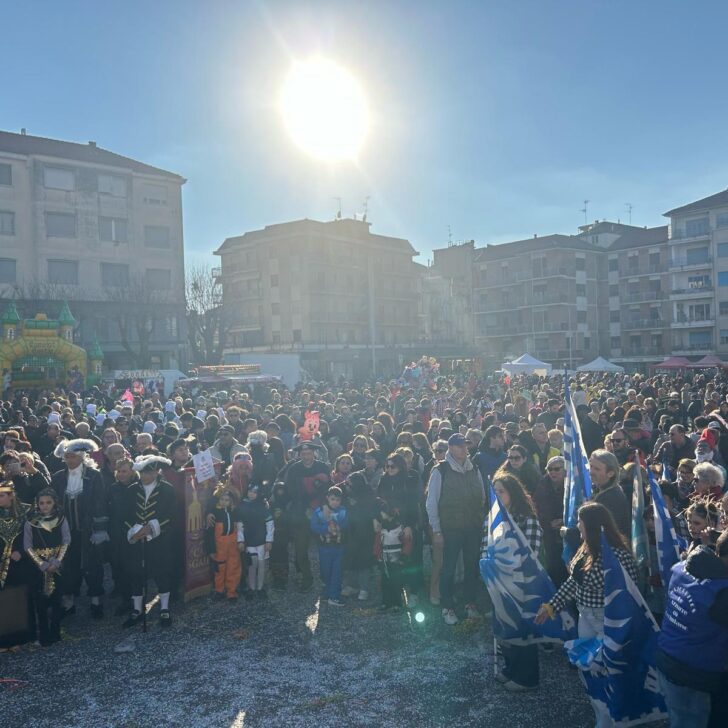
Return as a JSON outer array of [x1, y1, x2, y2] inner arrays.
[[670, 228, 711, 240], [673, 342, 713, 352], [671, 317, 715, 328], [671, 285, 713, 296], [669, 255, 712, 269], [623, 347, 661, 357], [623, 290, 664, 303], [622, 319, 664, 330]]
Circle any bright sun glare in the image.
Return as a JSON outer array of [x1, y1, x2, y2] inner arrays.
[[280, 58, 369, 162]]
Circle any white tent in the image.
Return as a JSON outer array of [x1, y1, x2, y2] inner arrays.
[[576, 356, 624, 373], [501, 353, 553, 376]]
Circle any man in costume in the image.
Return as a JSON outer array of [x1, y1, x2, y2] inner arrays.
[[50, 439, 109, 619], [122, 454, 176, 628], [0, 480, 34, 647]]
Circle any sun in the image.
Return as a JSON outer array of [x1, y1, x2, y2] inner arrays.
[[280, 58, 369, 162]]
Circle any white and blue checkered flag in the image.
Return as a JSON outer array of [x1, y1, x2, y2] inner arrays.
[[563, 377, 592, 563], [565, 534, 667, 726], [480, 483, 576, 645], [647, 469, 684, 590]]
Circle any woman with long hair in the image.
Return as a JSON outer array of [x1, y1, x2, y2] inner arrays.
[[492, 472, 543, 692], [536, 502, 638, 727], [500, 444, 541, 495], [331, 453, 354, 485]]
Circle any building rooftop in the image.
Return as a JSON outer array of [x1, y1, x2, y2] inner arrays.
[[663, 188, 728, 217], [215, 217, 417, 256], [608, 225, 669, 251], [473, 234, 597, 262], [0, 129, 185, 182]]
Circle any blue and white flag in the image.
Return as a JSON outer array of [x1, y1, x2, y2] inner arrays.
[[565, 535, 667, 726], [563, 377, 592, 563], [631, 458, 650, 579], [480, 484, 576, 645], [661, 452, 673, 484], [647, 469, 682, 589]]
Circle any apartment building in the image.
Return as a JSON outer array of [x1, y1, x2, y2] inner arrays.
[[215, 217, 421, 379], [0, 130, 187, 369], [663, 189, 728, 357], [472, 234, 609, 368]]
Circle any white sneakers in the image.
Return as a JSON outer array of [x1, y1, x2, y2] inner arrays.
[[357, 590, 369, 601], [328, 598, 345, 607], [442, 608, 458, 625]]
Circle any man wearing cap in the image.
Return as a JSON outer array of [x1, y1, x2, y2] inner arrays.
[[209, 425, 246, 470], [284, 442, 331, 591], [426, 433, 485, 625], [50, 439, 109, 619], [121, 455, 176, 628]]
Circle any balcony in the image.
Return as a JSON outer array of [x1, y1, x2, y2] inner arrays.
[[534, 322, 570, 333], [621, 347, 662, 357], [673, 342, 713, 354], [670, 286, 713, 299], [669, 255, 712, 270], [534, 349, 585, 362], [622, 318, 664, 331], [479, 324, 531, 336], [624, 264, 662, 276], [671, 317, 715, 329], [670, 228, 711, 242], [211, 266, 222, 277], [622, 290, 664, 303]]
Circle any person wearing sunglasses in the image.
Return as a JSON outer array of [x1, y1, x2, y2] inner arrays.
[[500, 445, 540, 496], [532, 456, 568, 586]]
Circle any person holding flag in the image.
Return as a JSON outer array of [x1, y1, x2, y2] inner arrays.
[[536, 503, 639, 727], [481, 478, 576, 692]]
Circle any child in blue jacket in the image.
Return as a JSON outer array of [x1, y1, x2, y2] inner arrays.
[[310, 485, 348, 606]]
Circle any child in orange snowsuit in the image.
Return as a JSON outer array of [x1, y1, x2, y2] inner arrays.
[[209, 489, 242, 600]]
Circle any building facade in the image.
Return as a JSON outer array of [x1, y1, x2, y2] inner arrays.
[[216, 218, 422, 379], [0, 130, 187, 369]]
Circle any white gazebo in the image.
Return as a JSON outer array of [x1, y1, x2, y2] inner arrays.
[[576, 356, 624, 373], [501, 353, 553, 376]]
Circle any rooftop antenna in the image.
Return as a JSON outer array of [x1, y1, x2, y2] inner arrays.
[[448, 225, 453, 247], [362, 195, 370, 222], [580, 200, 590, 226], [625, 202, 633, 225], [333, 197, 342, 220]]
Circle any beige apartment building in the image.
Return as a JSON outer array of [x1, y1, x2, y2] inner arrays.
[[215, 217, 421, 379], [0, 129, 187, 369]]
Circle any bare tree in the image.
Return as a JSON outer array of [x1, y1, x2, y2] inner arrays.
[[105, 274, 175, 368], [185, 264, 231, 365]]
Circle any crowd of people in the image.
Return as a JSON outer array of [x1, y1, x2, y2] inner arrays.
[[0, 367, 727, 727]]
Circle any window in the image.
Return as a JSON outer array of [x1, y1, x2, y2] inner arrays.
[[689, 330, 711, 346], [689, 274, 711, 289], [721, 330, 728, 345], [101, 263, 129, 287], [649, 252, 660, 267], [717, 213, 728, 228], [575, 257, 585, 271], [270, 274, 279, 287], [97, 174, 127, 197], [293, 329, 301, 343], [686, 217, 710, 236], [583, 336, 590, 351], [0, 211, 14, 235], [0, 259, 16, 283], [271, 303, 280, 315], [272, 332, 281, 345], [686, 246, 710, 264], [43, 167, 75, 190], [99, 217, 128, 243], [719, 272, 728, 287], [610, 336, 621, 349], [719, 243, 728, 258], [577, 310, 587, 323], [609, 284, 619, 297], [45, 212, 76, 238], [720, 301, 728, 316], [0, 163, 11, 186], [144, 225, 170, 248], [610, 310, 620, 322], [608, 258, 618, 271], [145, 268, 171, 289], [141, 183, 167, 205], [576, 284, 586, 297], [47, 259, 78, 285], [652, 334, 662, 349]]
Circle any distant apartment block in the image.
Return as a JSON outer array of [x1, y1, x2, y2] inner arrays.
[[0, 129, 187, 369]]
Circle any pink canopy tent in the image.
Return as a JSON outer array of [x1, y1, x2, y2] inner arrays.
[[687, 354, 728, 368], [650, 356, 692, 372]]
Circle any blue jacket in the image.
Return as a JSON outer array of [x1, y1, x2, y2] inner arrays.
[[657, 546, 728, 690], [310, 506, 348, 545], [473, 448, 507, 483]]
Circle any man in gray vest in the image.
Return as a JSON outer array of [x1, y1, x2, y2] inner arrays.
[[426, 433, 485, 626]]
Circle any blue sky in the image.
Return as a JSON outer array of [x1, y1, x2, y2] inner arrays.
[[4, 1, 728, 266]]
